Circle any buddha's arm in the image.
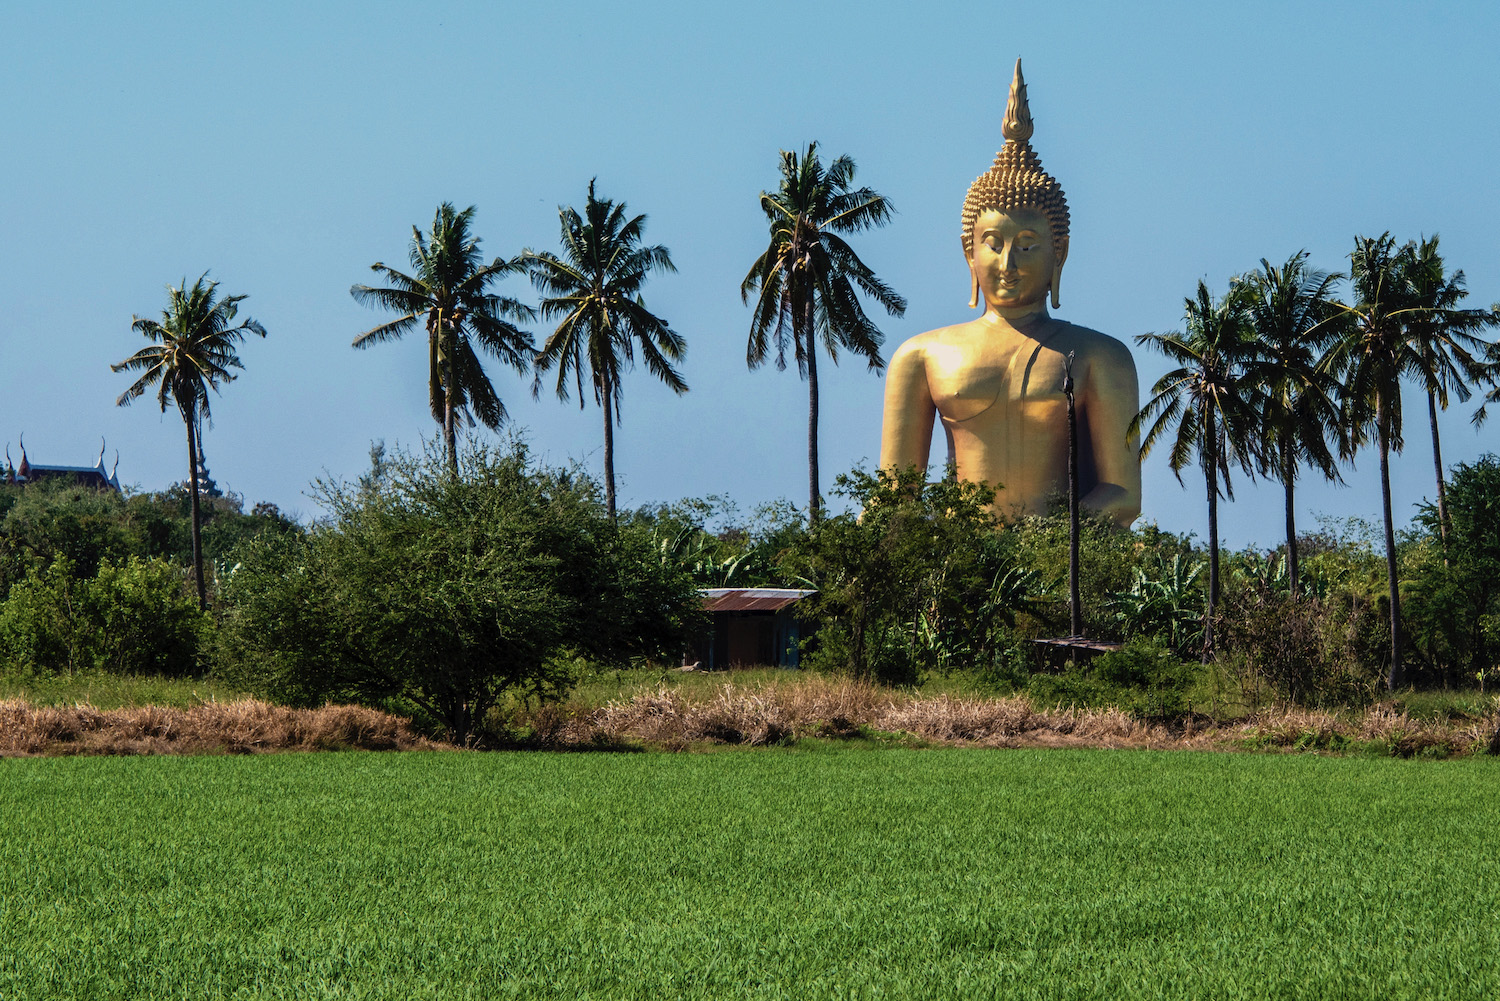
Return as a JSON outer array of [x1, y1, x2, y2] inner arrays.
[[1079, 339, 1142, 527], [880, 340, 936, 474]]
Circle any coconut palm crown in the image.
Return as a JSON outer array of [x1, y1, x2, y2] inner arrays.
[[351, 203, 535, 473], [1237, 252, 1347, 595], [112, 273, 266, 608], [526, 179, 687, 521], [742, 143, 906, 520], [1400, 235, 1499, 551], [1132, 280, 1261, 658]]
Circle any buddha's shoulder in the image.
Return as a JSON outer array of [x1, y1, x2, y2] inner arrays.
[[888, 320, 987, 362], [1047, 320, 1136, 368], [891, 318, 1134, 361]]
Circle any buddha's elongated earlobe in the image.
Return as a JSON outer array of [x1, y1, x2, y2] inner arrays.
[[969, 263, 980, 309], [1050, 236, 1069, 309]]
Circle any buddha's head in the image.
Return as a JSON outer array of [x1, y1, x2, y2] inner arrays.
[[962, 59, 1070, 312]]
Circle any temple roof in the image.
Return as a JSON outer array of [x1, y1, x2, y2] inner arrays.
[[5, 438, 121, 492]]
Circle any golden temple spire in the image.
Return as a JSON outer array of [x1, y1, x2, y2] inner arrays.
[[1001, 58, 1034, 144]]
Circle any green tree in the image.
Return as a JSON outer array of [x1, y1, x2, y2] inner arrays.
[[0, 554, 208, 677], [1401, 235, 1498, 554], [1326, 234, 1423, 688], [351, 203, 535, 474], [0, 477, 135, 584], [786, 465, 1036, 685], [1406, 455, 1500, 687], [742, 143, 906, 521], [1239, 252, 1346, 596], [112, 274, 266, 608], [1132, 280, 1260, 658], [527, 180, 686, 521], [218, 442, 702, 743]]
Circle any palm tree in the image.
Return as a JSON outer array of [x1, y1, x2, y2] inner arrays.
[[1401, 235, 1498, 554], [526, 179, 686, 521], [113, 274, 266, 608], [1132, 280, 1260, 658], [1326, 233, 1423, 690], [742, 143, 906, 521], [351, 203, 535, 474], [1238, 252, 1346, 596]]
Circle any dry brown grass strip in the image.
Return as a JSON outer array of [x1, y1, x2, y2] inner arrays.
[[534, 677, 1500, 756], [1235, 701, 1499, 755], [552, 678, 1211, 751], [0, 699, 439, 757], [12, 682, 1496, 758]]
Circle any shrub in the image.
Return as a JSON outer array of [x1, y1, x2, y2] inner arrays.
[[217, 442, 703, 743], [0, 555, 209, 677], [786, 466, 1042, 686], [1215, 589, 1380, 708], [1107, 553, 1206, 657], [0, 479, 136, 590], [1403, 455, 1500, 687], [1026, 637, 1198, 717]]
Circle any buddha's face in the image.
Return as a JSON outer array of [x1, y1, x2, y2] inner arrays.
[[969, 207, 1064, 314]]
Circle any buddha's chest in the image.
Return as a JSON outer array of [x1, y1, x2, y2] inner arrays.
[[926, 337, 1071, 426]]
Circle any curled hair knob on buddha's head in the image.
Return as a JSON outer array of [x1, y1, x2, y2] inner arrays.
[[962, 58, 1071, 309]]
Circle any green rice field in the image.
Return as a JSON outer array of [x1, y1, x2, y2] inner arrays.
[[2, 746, 1498, 999]]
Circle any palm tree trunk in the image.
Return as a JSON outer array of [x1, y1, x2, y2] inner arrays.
[[1378, 414, 1403, 690], [185, 415, 206, 610], [603, 382, 617, 522], [1283, 449, 1299, 598], [805, 304, 821, 524], [444, 395, 457, 476], [1428, 389, 1449, 559], [1204, 414, 1219, 662], [438, 309, 458, 476]]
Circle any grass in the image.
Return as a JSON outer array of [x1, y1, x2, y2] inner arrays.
[[0, 672, 250, 710], [1386, 687, 1499, 722], [3, 748, 1499, 999], [565, 665, 793, 706]]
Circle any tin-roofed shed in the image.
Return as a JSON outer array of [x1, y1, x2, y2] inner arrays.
[[689, 588, 816, 669]]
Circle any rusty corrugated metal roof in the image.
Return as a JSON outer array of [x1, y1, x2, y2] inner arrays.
[[701, 588, 816, 613]]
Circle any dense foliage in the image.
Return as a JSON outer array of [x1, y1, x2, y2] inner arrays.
[[0, 480, 289, 678], [1404, 455, 1500, 688], [0, 555, 208, 678], [0, 478, 294, 601], [217, 443, 702, 741], [781, 467, 1039, 685], [4, 449, 1500, 721], [628, 455, 1500, 708]]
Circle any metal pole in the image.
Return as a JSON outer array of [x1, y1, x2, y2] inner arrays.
[[1063, 352, 1081, 638]]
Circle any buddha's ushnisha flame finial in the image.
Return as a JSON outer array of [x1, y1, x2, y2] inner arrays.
[[1001, 58, 1033, 144]]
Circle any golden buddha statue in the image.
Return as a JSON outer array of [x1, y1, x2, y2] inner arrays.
[[880, 59, 1141, 527]]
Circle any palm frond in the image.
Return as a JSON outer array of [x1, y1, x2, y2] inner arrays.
[[352, 204, 534, 450]]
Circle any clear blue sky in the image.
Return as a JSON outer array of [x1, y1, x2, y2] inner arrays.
[[4, 0, 1498, 548]]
